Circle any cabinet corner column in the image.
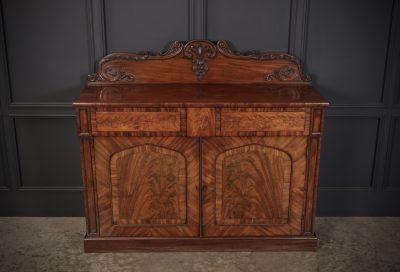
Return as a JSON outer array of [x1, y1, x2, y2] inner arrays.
[[304, 108, 325, 234], [77, 108, 98, 236]]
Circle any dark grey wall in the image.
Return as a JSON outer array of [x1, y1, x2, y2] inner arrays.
[[0, 0, 399, 216]]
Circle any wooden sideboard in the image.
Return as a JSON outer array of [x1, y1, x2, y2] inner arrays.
[[73, 40, 329, 252]]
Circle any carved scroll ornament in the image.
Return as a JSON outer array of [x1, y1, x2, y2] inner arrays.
[[87, 41, 185, 83], [88, 67, 135, 83], [87, 39, 311, 83], [183, 40, 217, 81], [265, 66, 312, 82]]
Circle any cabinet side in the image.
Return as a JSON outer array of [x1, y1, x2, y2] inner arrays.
[[76, 108, 98, 236], [304, 108, 326, 234]]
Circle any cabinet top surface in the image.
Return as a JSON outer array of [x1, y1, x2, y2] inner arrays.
[[73, 84, 328, 108]]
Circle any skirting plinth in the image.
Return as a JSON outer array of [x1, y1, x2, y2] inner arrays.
[[84, 234, 318, 252]]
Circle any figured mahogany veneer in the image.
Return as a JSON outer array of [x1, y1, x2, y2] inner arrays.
[[202, 137, 307, 237], [95, 137, 199, 237], [187, 108, 216, 137], [73, 40, 328, 252], [95, 112, 181, 132], [220, 109, 309, 136]]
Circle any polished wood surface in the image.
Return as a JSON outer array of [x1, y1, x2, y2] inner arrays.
[[94, 137, 199, 237], [89, 107, 311, 137], [74, 39, 328, 251], [84, 235, 318, 252], [304, 108, 326, 234], [186, 108, 216, 137], [110, 144, 186, 225], [220, 109, 308, 135], [76, 109, 98, 236], [215, 144, 291, 225], [202, 137, 307, 237], [95, 111, 181, 132], [90, 107, 187, 137], [86, 40, 311, 85], [74, 84, 328, 108]]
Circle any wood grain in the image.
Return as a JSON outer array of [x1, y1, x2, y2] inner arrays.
[[86, 40, 312, 85], [94, 137, 199, 237], [304, 109, 326, 234], [311, 109, 323, 134], [215, 144, 291, 225], [76, 108, 98, 236], [221, 111, 306, 134], [304, 136, 320, 234], [95, 112, 181, 132], [73, 39, 329, 252], [202, 137, 308, 237], [73, 84, 329, 108], [186, 108, 215, 136], [110, 145, 186, 225], [79, 136, 98, 235], [84, 235, 318, 252]]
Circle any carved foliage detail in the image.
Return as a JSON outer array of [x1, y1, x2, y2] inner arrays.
[[217, 40, 299, 63], [265, 66, 312, 82], [88, 41, 185, 83], [88, 67, 135, 83], [100, 41, 185, 63], [111, 145, 186, 225], [87, 40, 312, 83], [265, 66, 296, 82], [216, 145, 291, 225], [183, 40, 217, 81]]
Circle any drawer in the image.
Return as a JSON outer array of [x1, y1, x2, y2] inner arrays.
[[220, 109, 309, 136], [92, 109, 185, 135]]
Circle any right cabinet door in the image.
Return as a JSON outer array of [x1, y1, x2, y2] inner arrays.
[[202, 137, 308, 237]]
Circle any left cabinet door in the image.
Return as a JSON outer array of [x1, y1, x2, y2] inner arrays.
[[94, 137, 200, 237]]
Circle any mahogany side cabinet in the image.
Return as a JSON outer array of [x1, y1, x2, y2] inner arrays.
[[73, 40, 329, 252]]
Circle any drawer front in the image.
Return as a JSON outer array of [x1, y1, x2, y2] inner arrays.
[[90, 108, 309, 136], [92, 109, 185, 135], [220, 109, 309, 136]]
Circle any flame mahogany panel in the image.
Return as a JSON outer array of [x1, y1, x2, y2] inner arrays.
[[202, 137, 308, 237], [110, 145, 186, 225], [73, 39, 329, 251], [94, 137, 199, 237], [215, 144, 291, 225]]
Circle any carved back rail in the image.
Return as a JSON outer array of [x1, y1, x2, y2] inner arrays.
[[88, 40, 311, 85]]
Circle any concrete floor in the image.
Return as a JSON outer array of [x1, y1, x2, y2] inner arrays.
[[0, 217, 399, 272]]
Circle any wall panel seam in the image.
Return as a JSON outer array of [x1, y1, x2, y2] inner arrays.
[[0, 0, 18, 191], [0, 0, 12, 104], [289, 0, 310, 60], [85, 0, 96, 73], [380, 0, 397, 106], [379, 0, 400, 191], [201, 0, 207, 39], [189, 0, 194, 39]]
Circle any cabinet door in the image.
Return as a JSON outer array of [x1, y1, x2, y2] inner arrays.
[[94, 137, 199, 237], [202, 137, 307, 236]]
